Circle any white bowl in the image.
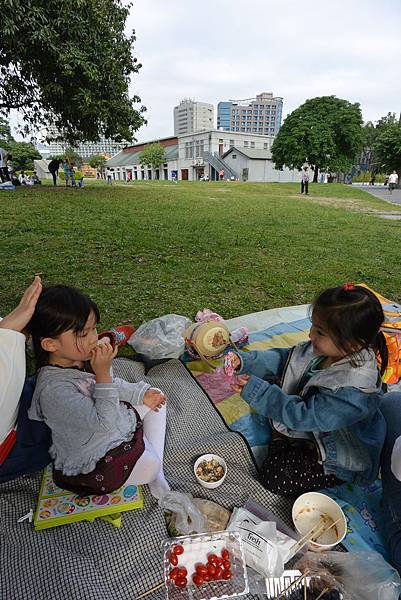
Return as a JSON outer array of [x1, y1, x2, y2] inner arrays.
[[292, 492, 347, 550], [194, 454, 227, 489]]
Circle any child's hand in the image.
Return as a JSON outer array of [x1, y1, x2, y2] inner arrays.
[[0, 275, 42, 333], [91, 343, 118, 383], [231, 374, 250, 393], [143, 388, 167, 412], [229, 352, 241, 371]]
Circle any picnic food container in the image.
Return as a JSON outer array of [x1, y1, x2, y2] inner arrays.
[[194, 455, 227, 490], [292, 492, 347, 551], [162, 530, 249, 600]]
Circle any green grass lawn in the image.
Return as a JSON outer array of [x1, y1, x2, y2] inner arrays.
[[1, 181, 401, 329]]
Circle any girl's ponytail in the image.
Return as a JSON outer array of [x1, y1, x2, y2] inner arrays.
[[374, 331, 388, 376]]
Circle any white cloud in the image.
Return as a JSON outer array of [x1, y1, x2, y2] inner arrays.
[[128, 0, 401, 141]]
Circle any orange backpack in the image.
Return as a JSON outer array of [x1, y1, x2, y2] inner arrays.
[[360, 284, 401, 384]]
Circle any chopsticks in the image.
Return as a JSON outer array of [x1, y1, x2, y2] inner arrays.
[[290, 516, 343, 557]]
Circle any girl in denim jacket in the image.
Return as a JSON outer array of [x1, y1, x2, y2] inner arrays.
[[230, 284, 388, 496]]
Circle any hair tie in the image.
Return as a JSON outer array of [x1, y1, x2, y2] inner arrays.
[[343, 282, 355, 291]]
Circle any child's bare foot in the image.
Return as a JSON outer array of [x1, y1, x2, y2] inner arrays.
[[0, 275, 42, 333]]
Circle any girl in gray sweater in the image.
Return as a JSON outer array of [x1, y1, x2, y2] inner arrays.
[[28, 285, 170, 499]]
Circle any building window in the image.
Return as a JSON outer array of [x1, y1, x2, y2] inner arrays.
[[250, 142, 255, 148], [185, 142, 193, 159], [244, 141, 249, 147], [229, 139, 234, 147], [232, 154, 237, 159], [264, 142, 268, 149]]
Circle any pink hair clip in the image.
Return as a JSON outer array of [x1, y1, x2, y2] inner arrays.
[[343, 282, 355, 291]]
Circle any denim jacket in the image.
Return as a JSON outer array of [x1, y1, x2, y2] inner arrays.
[[238, 341, 386, 486]]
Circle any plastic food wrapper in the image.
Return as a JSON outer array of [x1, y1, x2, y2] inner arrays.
[[295, 550, 401, 600], [159, 491, 207, 536], [128, 314, 191, 359], [227, 506, 295, 578]]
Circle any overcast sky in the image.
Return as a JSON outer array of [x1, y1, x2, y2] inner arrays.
[[129, 0, 401, 142]]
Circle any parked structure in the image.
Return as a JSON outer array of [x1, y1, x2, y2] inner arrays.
[[106, 129, 299, 183], [173, 99, 214, 136], [217, 92, 283, 136]]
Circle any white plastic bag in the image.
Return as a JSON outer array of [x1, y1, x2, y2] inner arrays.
[[158, 491, 207, 535], [227, 506, 294, 577], [128, 314, 191, 359]]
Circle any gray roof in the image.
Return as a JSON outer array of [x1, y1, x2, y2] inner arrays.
[[222, 147, 272, 160], [107, 145, 178, 167]]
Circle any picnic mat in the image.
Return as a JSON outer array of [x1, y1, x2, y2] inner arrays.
[[0, 358, 294, 600], [185, 305, 389, 560]]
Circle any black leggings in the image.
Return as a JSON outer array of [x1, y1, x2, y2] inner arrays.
[[259, 438, 342, 497], [50, 171, 57, 185]]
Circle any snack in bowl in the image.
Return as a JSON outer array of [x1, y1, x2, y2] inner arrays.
[[194, 454, 227, 490], [292, 492, 347, 551]]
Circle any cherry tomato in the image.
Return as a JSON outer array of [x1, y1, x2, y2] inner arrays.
[[169, 567, 179, 580], [214, 557, 223, 566], [208, 554, 218, 564], [177, 567, 187, 579], [175, 577, 187, 588], [195, 565, 208, 577], [222, 570, 232, 580], [172, 544, 184, 555], [192, 574, 204, 586], [168, 551, 178, 566], [203, 574, 212, 582], [207, 564, 216, 577], [223, 560, 231, 571], [214, 566, 224, 580], [221, 548, 230, 561]]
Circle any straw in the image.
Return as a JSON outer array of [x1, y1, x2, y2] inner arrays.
[[134, 581, 164, 600]]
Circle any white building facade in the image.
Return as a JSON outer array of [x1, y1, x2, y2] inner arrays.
[[106, 129, 300, 183], [173, 100, 214, 136], [44, 127, 126, 159]]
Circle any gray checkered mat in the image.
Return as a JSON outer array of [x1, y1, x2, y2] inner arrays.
[[0, 358, 293, 600]]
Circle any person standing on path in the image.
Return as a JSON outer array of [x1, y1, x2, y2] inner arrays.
[[388, 171, 399, 195], [301, 166, 309, 195]]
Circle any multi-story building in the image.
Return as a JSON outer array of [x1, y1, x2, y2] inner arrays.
[[44, 127, 126, 159], [173, 99, 214, 136], [106, 129, 299, 183], [217, 92, 283, 136]]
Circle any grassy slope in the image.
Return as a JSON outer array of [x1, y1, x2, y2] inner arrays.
[[1, 181, 401, 328]]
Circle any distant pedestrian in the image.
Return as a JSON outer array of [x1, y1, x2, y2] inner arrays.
[[0, 147, 8, 182], [106, 168, 113, 184], [31, 171, 42, 185], [63, 161, 71, 186], [6, 154, 15, 181], [219, 169, 225, 181], [48, 158, 62, 186], [388, 171, 399, 195], [370, 174, 376, 186], [301, 166, 309, 195]]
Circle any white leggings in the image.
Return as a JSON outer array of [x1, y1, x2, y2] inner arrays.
[[126, 403, 169, 498]]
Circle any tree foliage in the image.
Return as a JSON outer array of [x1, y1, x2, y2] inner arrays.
[[139, 143, 166, 169], [63, 147, 83, 167], [374, 120, 401, 182], [271, 96, 364, 181], [89, 154, 107, 171], [0, 0, 146, 144], [0, 117, 41, 170]]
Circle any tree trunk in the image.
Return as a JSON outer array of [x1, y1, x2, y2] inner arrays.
[[313, 165, 319, 183]]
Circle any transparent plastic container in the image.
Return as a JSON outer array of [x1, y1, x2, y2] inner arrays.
[[162, 530, 249, 600]]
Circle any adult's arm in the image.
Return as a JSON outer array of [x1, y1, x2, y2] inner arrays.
[[0, 328, 26, 444]]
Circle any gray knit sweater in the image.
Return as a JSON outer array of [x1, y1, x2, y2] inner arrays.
[[28, 366, 151, 476]]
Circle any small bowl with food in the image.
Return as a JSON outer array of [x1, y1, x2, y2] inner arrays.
[[194, 454, 227, 489]]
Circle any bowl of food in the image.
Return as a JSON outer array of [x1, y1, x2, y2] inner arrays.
[[292, 492, 347, 551], [194, 454, 227, 490]]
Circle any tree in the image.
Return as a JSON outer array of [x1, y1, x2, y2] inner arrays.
[[8, 141, 41, 171], [0, 116, 13, 144], [139, 143, 166, 170], [271, 96, 364, 182], [89, 154, 107, 172], [0, 0, 146, 145], [374, 117, 401, 187]]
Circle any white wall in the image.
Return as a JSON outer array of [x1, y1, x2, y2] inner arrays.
[[222, 154, 300, 182]]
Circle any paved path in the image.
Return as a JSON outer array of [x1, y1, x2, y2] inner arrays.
[[353, 184, 401, 206]]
